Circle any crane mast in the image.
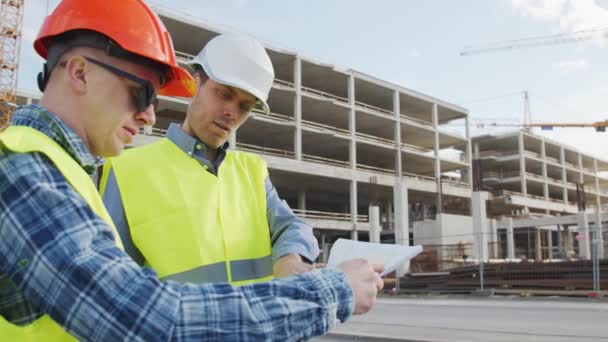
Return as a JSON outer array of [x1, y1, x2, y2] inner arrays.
[[0, 0, 24, 130]]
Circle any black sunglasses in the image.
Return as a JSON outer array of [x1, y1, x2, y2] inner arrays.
[[84, 57, 159, 113]]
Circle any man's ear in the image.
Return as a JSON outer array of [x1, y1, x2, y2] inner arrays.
[[64, 56, 89, 95]]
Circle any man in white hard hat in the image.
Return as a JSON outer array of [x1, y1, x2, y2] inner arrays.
[[101, 33, 322, 284]]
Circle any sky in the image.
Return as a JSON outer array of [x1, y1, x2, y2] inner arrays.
[[18, 0, 608, 161]]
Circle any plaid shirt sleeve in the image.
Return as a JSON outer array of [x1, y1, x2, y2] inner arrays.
[[0, 150, 354, 341]]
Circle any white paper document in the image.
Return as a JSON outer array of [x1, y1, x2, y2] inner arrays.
[[326, 239, 423, 277]]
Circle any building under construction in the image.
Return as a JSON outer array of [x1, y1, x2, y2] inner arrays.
[[464, 130, 607, 262]]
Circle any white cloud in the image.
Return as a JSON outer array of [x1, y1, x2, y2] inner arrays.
[[512, 0, 567, 20], [552, 58, 590, 72], [408, 48, 422, 58], [512, 0, 608, 43]]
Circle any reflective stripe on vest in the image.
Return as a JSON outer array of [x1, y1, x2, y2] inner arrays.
[[160, 255, 273, 283], [0, 125, 124, 341], [105, 138, 273, 285]]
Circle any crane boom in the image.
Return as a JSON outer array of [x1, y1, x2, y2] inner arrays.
[[471, 120, 608, 132], [0, 0, 24, 130], [461, 26, 608, 56], [528, 120, 608, 131]]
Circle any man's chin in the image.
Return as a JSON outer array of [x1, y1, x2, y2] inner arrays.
[[98, 145, 125, 158]]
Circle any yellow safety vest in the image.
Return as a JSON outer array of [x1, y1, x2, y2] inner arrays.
[[102, 138, 273, 286], [0, 125, 123, 341]]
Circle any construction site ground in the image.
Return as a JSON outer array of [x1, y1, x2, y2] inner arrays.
[[314, 296, 608, 342]]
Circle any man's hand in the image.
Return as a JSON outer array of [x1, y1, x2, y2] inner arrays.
[[272, 253, 314, 278], [337, 259, 384, 315]]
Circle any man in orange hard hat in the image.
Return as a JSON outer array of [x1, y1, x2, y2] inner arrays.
[[0, 0, 383, 341]]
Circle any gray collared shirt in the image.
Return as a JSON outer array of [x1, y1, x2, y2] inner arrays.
[[102, 123, 319, 266]]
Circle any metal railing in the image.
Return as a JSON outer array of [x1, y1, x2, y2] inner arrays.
[[236, 142, 295, 159], [400, 114, 433, 127], [355, 101, 394, 117], [292, 208, 368, 222], [402, 171, 436, 182], [356, 132, 395, 146], [544, 155, 561, 165], [356, 163, 396, 175], [441, 177, 470, 188], [301, 153, 350, 167], [273, 78, 295, 88], [479, 150, 518, 158], [301, 119, 349, 135], [301, 86, 348, 104], [400, 142, 431, 154], [524, 151, 542, 159], [175, 50, 195, 62], [253, 109, 294, 122], [139, 126, 168, 137]]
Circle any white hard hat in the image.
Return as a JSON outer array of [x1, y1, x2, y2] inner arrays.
[[189, 33, 274, 114]]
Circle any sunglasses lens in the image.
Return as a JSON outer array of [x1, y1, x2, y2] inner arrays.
[[132, 87, 148, 112]]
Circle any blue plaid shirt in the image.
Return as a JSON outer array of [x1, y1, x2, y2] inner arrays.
[[0, 105, 353, 341]]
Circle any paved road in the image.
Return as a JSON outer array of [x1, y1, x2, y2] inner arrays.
[[315, 297, 608, 342]]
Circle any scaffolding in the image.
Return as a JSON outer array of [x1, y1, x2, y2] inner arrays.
[[0, 0, 24, 130]]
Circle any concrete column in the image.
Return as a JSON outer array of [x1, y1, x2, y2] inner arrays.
[[369, 205, 381, 243], [596, 211, 604, 258], [560, 147, 568, 203], [577, 211, 591, 259], [432, 104, 442, 213], [393, 180, 409, 246], [563, 226, 574, 258], [578, 153, 584, 184], [350, 180, 358, 240], [387, 199, 394, 231], [26, 97, 32, 105], [593, 159, 604, 257], [229, 131, 237, 151], [298, 191, 306, 211], [321, 233, 328, 264], [393, 90, 402, 177], [472, 191, 488, 261], [518, 131, 527, 198], [535, 228, 542, 261], [507, 217, 515, 260], [348, 74, 356, 170], [465, 114, 473, 186], [294, 56, 302, 160], [490, 219, 498, 258], [541, 140, 549, 200], [547, 230, 554, 260]]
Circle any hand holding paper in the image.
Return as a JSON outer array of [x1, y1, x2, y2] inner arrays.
[[327, 239, 423, 277]]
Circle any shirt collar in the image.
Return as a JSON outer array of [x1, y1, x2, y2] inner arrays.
[[11, 104, 104, 174], [166, 123, 229, 161]]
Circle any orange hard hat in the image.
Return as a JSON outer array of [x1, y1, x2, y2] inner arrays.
[[34, 0, 195, 97]]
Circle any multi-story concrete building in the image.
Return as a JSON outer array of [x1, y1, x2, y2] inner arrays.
[[471, 130, 608, 216], [463, 130, 608, 260]]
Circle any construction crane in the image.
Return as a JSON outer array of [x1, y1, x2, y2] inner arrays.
[[472, 120, 608, 132], [460, 91, 607, 132], [460, 26, 608, 56], [0, 0, 24, 130]]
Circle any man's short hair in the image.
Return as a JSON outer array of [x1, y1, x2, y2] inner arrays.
[[190, 64, 209, 86]]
